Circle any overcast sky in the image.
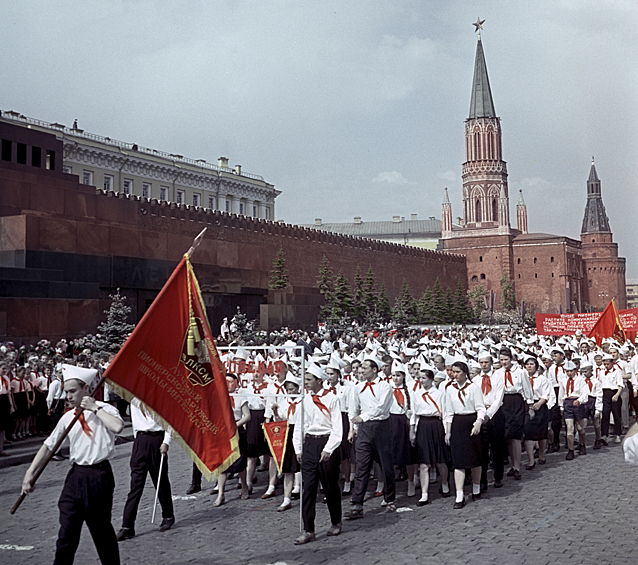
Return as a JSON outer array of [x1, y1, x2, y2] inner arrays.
[[2, 1, 637, 278]]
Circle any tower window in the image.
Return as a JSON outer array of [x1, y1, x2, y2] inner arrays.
[[552, 273, 554, 277], [480, 273, 486, 280], [471, 276, 478, 283], [475, 199, 482, 222], [592, 239, 595, 243], [588, 280, 592, 287], [534, 258, 537, 264], [535, 273, 537, 278], [479, 256, 483, 262], [518, 274, 521, 279], [550, 257, 554, 263], [492, 199, 497, 221], [517, 258, 521, 264]]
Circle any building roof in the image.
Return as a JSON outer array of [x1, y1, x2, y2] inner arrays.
[[303, 218, 443, 238], [513, 232, 579, 244], [581, 162, 611, 234], [468, 38, 496, 119]]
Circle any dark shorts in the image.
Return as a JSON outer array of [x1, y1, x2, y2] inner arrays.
[[563, 398, 580, 420]]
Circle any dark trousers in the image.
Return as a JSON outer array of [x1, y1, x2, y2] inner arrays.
[[602, 389, 622, 436], [352, 419, 396, 505], [301, 435, 341, 532], [551, 387, 562, 445], [481, 413, 506, 484], [627, 383, 638, 423], [55, 461, 120, 565], [122, 432, 173, 529], [191, 462, 202, 486]]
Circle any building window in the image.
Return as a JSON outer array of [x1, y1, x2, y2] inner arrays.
[[265, 207, 270, 220], [517, 258, 520, 264], [45, 149, 55, 170], [31, 146, 41, 167], [104, 175, 114, 191], [225, 200, 231, 213], [253, 205, 257, 217], [1, 139, 11, 161], [17, 143, 27, 164], [588, 279, 592, 287], [492, 199, 497, 221], [142, 183, 150, 199], [518, 274, 521, 279], [475, 199, 482, 222], [63, 165, 73, 174], [534, 258, 537, 264], [176, 190, 184, 205], [535, 273, 537, 278], [592, 239, 595, 243], [123, 179, 133, 195], [479, 256, 483, 262], [239, 202, 244, 215], [208, 195, 215, 209], [552, 273, 554, 278], [471, 276, 478, 283], [550, 257, 554, 263], [480, 273, 486, 280], [82, 170, 93, 185], [193, 193, 200, 207], [160, 186, 168, 201]]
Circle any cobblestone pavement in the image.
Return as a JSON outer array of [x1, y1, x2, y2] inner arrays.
[[1, 433, 637, 565]]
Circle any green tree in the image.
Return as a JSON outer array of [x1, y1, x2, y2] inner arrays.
[[393, 280, 414, 327], [444, 287, 456, 324], [453, 278, 470, 323], [95, 289, 135, 353], [268, 248, 289, 289], [377, 284, 392, 322], [333, 270, 353, 319], [316, 255, 334, 321], [467, 283, 487, 321], [351, 265, 365, 320], [500, 272, 516, 310], [362, 266, 379, 325], [417, 287, 434, 324], [432, 277, 447, 323]]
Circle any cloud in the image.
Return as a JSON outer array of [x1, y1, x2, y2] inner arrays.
[[372, 171, 416, 185]]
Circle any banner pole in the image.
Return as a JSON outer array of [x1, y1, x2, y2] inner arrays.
[[151, 453, 165, 524], [299, 347, 305, 533]]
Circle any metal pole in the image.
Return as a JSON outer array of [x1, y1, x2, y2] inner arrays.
[[151, 453, 165, 524], [299, 346, 305, 533]]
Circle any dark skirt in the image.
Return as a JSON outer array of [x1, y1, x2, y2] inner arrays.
[[338, 412, 351, 461], [227, 427, 248, 474], [415, 415, 449, 465], [524, 404, 549, 441], [0, 394, 10, 431], [246, 409, 269, 457], [389, 413, 412, 466], [13, 391, 27, 420], [281, 424, 300, 474], [450, 413, 482, 469], [502, 393, 525, 440]]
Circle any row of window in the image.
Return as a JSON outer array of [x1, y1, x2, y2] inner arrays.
[[70, 167, 270, 218], [1, 138, 56, 169], [515, 257, 554, 264]]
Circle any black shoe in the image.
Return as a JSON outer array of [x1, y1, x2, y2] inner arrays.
[[566, 450, 575, 461], [116, 528, 135, 542], [291, 491, 300, 500], [159, 516, 175, 532], [438, 485, 451, 498], [186, 484, 201, 495], [396, 472, 408, 482], [472, 492, 481, 501], [538, 459, 546, 465], [579, 445, 587, 455], [480, 482, 488, 493], [600, 437, 608, 446], [453, 499, 465, 509], [417, 498, 430, 506], [546, 444, 555, 454], [513, 469, 522, 480], [553, 443, 560, 452], [525, 462, 536, 470], [593, 440, 602, 450], [494, 480, 503, 488], [506, 468, 515, 477]]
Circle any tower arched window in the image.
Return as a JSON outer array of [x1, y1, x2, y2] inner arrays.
[[475, 199, 482, 222], [474, 132, 481, 160], [492, 198, 497, 222]]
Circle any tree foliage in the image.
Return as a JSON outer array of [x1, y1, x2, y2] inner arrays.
[[95, 289, 135, 353], [268, 248, 289, 289], [500, 272, 516, 311]]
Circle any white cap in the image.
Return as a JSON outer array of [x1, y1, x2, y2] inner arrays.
[[580, 360, 593, 370], [62, 364, 97, 385], [477, 350, 492, 362], [306, 364, 328, 381], [564, 361, 577, 371], [391, 359, 406, 374], [283, 372, 302, 387]]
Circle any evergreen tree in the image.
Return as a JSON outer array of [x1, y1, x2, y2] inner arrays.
[[316, 255, 334, 321], [393, 280, 415, 326], [333, 270, 353, 319], [377, 284, 392, 322], [432, 277, 446, 323], [351, 265, 365, 320], [500, 272, 516, 310], [454, 278, 470, 323], [362, 266, 377, 311], [231, 306, 255, 343], [417, 287, 434, 324], [444, 287, 456, 324], [95, 289, 135, 353], [268, 248, 289, 289], [467, 283, 486, 321]]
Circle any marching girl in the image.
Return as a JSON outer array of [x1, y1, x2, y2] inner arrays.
[[325, 361, 354, 495], [443, 361, 485, 509], [245, 370, 271, 492], [579, 360, 603, 450], [389, 361, 417, 497], [266, 373, 302, 511], [0, 362, 14, 455], [213, 373, 251, 506], [522, 355, 552, 469], [11, 366, 30, 439], [409, 367, 450, 506]]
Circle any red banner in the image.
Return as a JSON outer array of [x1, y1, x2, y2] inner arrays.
[[263, 421, 289, 473], [105, 255, 239, 480], [588, 300, 626, 346], [536, 307, 638, 336]]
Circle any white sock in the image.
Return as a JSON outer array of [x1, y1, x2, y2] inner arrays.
[[419, 493, 428, 501], [376, 481, 384, 492], [349, 472, 355, 482], [472, 483, 480, 495], [344, 481, 351, 490], [441, 483, 450, 493], [291, 485, 300, 494], [282, 497, 291, 506], [456, 490, 464, 503], [265, 485, 275, 495]]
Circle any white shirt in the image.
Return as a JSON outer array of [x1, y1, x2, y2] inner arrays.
[[46, 379, 65, 409], [44, 401, 122, 465], [229, 393, 249, 423], [582, 375, 603, 412], [623, 433, 638, 466], [599, 366, 624, 390], [558, 375, 589, 406], [443, 380, 486, 425], [528, 373, 554, 410], [477, 370, 506, 420], [349, 377, 393, 422], [130, 400, 172, 445], [410, 384, 445, 426], [293, 390, 342, 456], [547, 363, 566, 388], [390, 386, 410, 416]]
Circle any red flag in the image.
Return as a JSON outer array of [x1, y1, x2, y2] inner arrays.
[[587, 299, 626, 347], [104, 255, 238, 480], [262, 421, 289, 474]]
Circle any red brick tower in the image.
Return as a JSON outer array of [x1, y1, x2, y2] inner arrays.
[[580, 159, 627, 309]]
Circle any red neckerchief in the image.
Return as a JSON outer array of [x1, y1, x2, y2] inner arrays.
[[392, 387, 405, 408], [529, 375, 535, 389], [325, 385, 337, 395], [421, 390, 440, 413], [504, 369, 513, 387], [452, 381, 471, 406], [287, 399, 300, 419], [585, 377, 593, 393], [273, 382, 286, 395], [311, 392, 330, 415], [566, 377, 574, 396], [481, 373, 492, 396], [361, 381, 376, 397], [412, 380, 422, 392], [445, 380, 454, 389], [74, 409, 93, 437]]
